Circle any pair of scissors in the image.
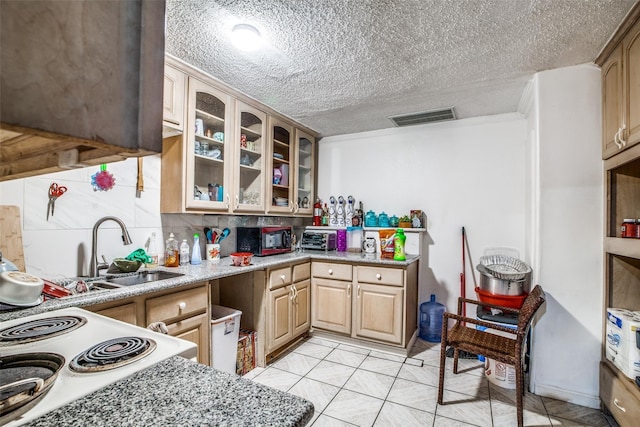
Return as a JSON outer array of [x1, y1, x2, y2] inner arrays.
[[47, 183, 67, 220]]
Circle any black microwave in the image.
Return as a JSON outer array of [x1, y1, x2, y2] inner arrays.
[[236, 226, 292, 256]]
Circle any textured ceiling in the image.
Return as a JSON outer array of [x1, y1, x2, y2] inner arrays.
[[165, 0, 637, 137]]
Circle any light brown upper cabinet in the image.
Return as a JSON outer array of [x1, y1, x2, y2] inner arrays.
[[163, 64, 187, 137], [161, 55, 317, 216], [293, 130, 316, 216], [267, 118, 295, 214], [232, 102, 267, 213], [600, 16, 640, 159]]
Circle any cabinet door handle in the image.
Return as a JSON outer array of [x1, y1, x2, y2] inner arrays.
[[614, 128, 623, 149], [294, 202, 299, 213], [376, 273, 382, 280], [328, 269, 333, 275], [235, 194, 239, 209], [619, 123, 627, 146], [290, 202, 294, 212], [347, 284, 351, 298], [613, 398, 626, 412], [289, 286, 295, 301], [292, 284, 298, 303], [178, 302, 187, 310], [357, 284, 361, 298]]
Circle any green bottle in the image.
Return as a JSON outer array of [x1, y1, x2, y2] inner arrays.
[[393, 229, 406, 261]]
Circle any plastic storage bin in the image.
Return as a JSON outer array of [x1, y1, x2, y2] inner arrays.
[[210, 305, 242, 374]]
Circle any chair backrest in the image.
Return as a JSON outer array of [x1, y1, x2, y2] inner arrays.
[[517, 285, 546, 331]]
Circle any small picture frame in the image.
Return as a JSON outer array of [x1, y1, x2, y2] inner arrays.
[[410, 210, 424, 228]]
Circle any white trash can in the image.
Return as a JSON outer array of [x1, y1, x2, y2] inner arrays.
[[210, 305, 242, 374]]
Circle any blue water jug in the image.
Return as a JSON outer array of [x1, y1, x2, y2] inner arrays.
[[419, 294, 446, 342]]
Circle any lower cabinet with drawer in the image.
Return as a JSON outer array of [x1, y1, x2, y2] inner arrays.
[[88, 282, 211, 365], [311, 261, 353, 334], [600, 360, 640, 427], [267, 262, 311, 355], [311, 261, 418, 349]]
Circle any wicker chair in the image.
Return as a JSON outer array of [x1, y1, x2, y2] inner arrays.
[[437, 285, 545, 427]]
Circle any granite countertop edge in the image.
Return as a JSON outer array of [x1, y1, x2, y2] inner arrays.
[[1, 252, 419, 321], [24, 356, 314, 427]]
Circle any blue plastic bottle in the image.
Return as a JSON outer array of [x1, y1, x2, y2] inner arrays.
[[419, 294, 446, 342]]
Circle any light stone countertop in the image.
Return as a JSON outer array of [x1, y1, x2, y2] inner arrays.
[[0, 251, 419, 322], [22, 356, 314, 427], [4, 251, 419, 426]]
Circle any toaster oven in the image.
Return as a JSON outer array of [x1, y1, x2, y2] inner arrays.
[[301, 230, 337, 251]]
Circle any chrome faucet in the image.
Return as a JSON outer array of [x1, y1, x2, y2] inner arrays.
[[90, 216, 133, 277]]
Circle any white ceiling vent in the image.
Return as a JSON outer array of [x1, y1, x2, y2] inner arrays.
[[389, 107, 456, 127]]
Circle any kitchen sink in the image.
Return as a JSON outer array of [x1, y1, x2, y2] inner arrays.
[[92, 271, 184, 289]]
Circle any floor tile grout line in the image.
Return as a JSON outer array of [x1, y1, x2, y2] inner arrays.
[[309, 344, 372, 425]]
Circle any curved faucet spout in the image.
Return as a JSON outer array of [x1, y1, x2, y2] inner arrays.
[[90, 216, 133, 277]]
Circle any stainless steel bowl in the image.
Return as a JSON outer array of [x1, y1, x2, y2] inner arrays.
[[477, 264, 529, 296], [0, 271, 44, 306]]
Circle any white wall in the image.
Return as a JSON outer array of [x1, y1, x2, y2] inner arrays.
[[317, 114, 528, 313], [525, 64, 603, 408], [0, 156, 164, 279]]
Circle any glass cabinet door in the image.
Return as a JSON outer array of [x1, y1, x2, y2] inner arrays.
[[268, 119, 294, 213], [294, 130, 315, 215], [185, 78, 232, 211], [233, 101, 266, 212]]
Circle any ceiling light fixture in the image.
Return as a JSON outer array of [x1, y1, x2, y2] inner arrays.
[[231, 24, 261, 52]]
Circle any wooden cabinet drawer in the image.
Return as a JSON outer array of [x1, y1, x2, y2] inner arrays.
[[600, 361, 640, 427], [95, 302, 138, 326], [269, 266, 292, 290], [312, 262, 352, 281], [356, 266, 404, 287], [293, 262, 310, 282], [146, 285, 208, 324]]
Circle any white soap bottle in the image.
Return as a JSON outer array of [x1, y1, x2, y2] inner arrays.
[[191, 234, 202, 265]]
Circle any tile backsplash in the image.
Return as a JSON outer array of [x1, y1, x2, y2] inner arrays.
[[0, 154, 310, 279]]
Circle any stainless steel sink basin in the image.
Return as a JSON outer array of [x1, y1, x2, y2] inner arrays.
[[92, 271, 184, 289]]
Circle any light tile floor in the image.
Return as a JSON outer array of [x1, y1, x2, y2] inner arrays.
[[244, 336, 617, 427]]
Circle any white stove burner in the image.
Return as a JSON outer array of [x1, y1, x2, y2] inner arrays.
[[70, 336, 156, 372], [0, 316, 87, 345]]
